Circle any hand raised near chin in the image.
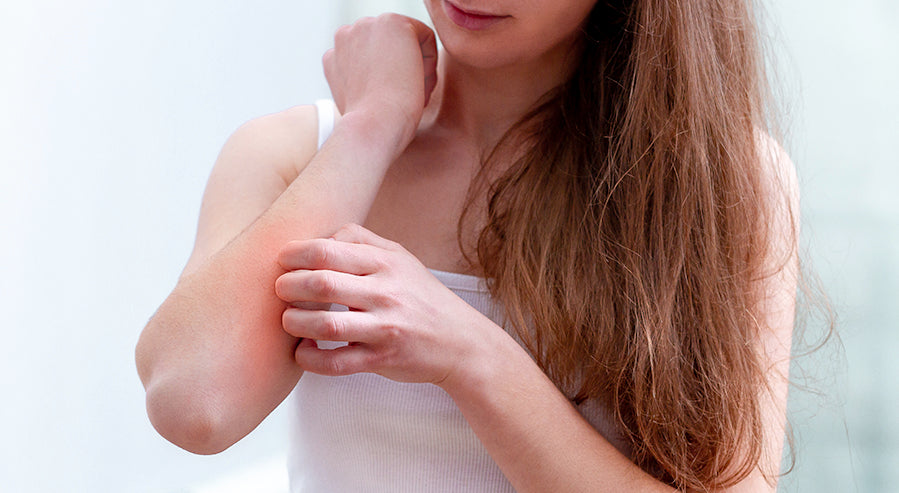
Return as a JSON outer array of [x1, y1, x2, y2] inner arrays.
[[323, 14, 439, 146]]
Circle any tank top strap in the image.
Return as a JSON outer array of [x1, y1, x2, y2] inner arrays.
[[314, 99, 337, 150]]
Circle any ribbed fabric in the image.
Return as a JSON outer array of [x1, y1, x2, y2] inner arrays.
[[286, 104, 631, 492], [287, 270, 512, 493]]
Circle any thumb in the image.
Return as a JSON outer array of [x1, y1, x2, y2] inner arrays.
[[330, 223, 400, 251], [406, 18, 439, 106]]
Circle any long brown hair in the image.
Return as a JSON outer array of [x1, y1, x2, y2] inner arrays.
[[461, 0, 790, 489]]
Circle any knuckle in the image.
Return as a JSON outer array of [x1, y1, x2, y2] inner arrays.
[[372, 345, 402, 372], [325, 357, 345, 376], [331, 223, 360, 242], [308, 241, 331, 268], [374, 287, 403, 308], [307, 272, 337, 297], [320, 314, 344, 340], [371, 254, 391, 272], [368, 289, 391, 307], [381, 324, 402, 344], [379, 12, 406, 25], [368, 353, 388, 371], [387, 240, 406, 253]]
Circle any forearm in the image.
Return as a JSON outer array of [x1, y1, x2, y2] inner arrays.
[[442, 327, 675, 493], [136, 109, 405, 453]]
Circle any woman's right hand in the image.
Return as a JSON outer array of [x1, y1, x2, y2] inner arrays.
[[323, 14, 438, 149]]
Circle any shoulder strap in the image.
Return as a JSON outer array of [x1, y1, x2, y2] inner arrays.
[[314, 99, 336, 150]]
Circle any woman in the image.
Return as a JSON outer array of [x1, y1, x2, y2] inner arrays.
[[136, 0, 798, 491]]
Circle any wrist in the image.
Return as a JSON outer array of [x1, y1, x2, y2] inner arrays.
[[439, 321, 536, 403], [336, 107, 417, 165]]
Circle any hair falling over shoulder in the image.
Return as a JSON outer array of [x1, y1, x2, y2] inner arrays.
[[461, 0, 796, 490]]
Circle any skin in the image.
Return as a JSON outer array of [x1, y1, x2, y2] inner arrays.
[[136, 1, 796, 490]]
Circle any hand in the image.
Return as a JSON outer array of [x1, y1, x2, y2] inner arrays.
[[274, 224, 494, 387], [323, 14, 439, 146]]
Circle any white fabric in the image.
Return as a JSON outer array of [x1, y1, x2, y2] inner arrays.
[[314, 99, 336, 150], [286, 102, 630, 492], [287, 270, 516, 493]]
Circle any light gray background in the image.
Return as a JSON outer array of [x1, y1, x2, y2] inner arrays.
[[0, 1, 895, 491]]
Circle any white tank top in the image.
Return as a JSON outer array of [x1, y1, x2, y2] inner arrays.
[[286, 101, 630, 492]]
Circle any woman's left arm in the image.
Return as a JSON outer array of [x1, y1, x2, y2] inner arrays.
[[442, 138, 800, 492], [454, 140, 800, 493], [440, 259, 794, 493], [276, 139, 798, 490], [275, 224, 675, 491], [440, 139, 799, 492]]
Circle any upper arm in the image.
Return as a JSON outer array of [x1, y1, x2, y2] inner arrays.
[[136, 105, 322, 453], [726, 136, 799, 492], [182, 105, 320, 277]]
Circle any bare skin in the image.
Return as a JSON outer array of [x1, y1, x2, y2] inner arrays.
[[136, 3, 796, 491]]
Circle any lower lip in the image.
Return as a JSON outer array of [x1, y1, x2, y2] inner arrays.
[[443, 1, 508, 31]]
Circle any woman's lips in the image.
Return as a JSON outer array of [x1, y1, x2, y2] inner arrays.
[[443, 1, 509, 31]]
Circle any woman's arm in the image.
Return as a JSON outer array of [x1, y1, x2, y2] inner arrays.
[[441, 138, 798, 492], [442, 137, 799, 492], [136, 14, 437, 455], [272, 143, 798, 490], [441, 281, 792, 493], [274, 224, 679, 491], [274, 218, 793, 491], [135, 107, 403, 454]]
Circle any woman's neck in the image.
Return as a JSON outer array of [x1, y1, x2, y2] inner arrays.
[[422, 46, 577, 152]]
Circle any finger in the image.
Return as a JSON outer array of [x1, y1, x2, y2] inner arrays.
[[331, 223, 403, 251], [275, 269, 383, 308], [404, 16, 436, 56], [282, 308, 379, 343], [321, 48, 345, 114], [416, 22, 438, 106], [294, 343, 379, 377], [424, 72, 438, 108], [278, 238, 384, 274]]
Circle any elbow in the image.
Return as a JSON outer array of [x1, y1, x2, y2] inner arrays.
[[136, 308, 235, 454], [144, 380, 237, 455]]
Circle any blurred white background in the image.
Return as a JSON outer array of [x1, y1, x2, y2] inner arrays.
[[0, 1, 895, 491]]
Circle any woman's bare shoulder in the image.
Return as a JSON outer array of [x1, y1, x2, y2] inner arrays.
[[756, 130, 799, 212], [227, 104, 322, 179], [182, 104, 324, 276]]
